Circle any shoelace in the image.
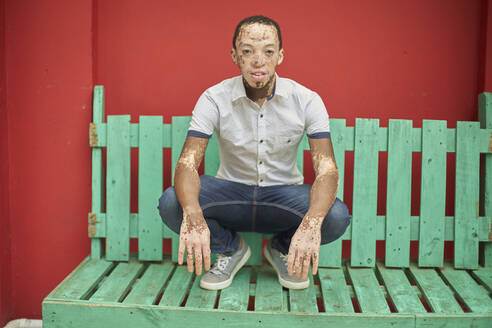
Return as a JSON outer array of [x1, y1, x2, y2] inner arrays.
[[279, 253, 288, 266], [278, 252, 297, 274], [209, 254, 231, 275]]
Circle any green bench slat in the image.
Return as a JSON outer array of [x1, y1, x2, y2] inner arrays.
[[218, 268, 251, 311], [454, 122, 480, 269], [409, 263, 462, 313], [351, 119, 379, 267], [418, 120, 447, 267], [440, 264, 492, 313], [90, 121, 492, 154], [348, 266, 390, 313], [138, 116, 164, 261], [123, 262, 174, 305], [106, 115, 131, 261], [255, 266, 283, 312], [289, 274, 318, 314], [282, 289, 289, 312], [241, 232, 263, 266], [318, 268, 354, 313], [90, 261, 144, 302], [43, 300, 418, 328], [170, 116, 191, 261], [159, 265, 193, 306], [297, 133, 308, 172], [49, 257, 114, 300], [185, 277, 218, 309], [479, 93, 492, 266], [385, 120, 412, 267], [89, 212, 492, 242], [319, 119, 346, 267], [470, 268, 492, 292], [376, 262, 426, 313], [204, 133, 220, 176], [414, 314, 492, 328], [90, 86, 105, 259]]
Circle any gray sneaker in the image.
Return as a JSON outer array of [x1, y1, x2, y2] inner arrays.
[[200, 236, 251, 290], [264, 240, 309, 289]]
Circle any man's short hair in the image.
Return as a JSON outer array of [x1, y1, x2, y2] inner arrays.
[[233, 15, 282, 49]]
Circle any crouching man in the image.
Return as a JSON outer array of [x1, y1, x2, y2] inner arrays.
[[158, 15, 350, 290]]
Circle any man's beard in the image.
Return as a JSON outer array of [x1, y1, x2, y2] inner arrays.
[[243, 73, 275, 97]]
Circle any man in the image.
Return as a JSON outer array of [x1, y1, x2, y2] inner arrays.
[[158, 15, 350, 290]]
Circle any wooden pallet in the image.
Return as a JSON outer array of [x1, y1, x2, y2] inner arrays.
[[44, 256, 492, 327], [42, 86, 492, 327]]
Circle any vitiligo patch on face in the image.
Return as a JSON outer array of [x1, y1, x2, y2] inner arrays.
[[237, 23, 278, 45]]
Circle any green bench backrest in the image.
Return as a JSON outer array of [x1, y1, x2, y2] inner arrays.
[[89, 85, 492, 270]]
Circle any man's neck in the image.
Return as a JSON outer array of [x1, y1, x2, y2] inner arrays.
[[244, 75, 276, 107]]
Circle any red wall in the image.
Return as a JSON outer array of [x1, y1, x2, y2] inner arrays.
[[2, 0, 491, 321], [484, 0, 492, 91], [4, 0, 94, 320], [0, 0, 12, 325]]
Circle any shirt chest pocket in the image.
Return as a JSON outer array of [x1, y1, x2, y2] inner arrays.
[[270, 133, 304, 160]]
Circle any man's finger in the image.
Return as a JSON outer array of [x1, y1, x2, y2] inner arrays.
[[202, 241, 211, 271], [294, 253, 303, 278], [287, 249, 295, 276], [186, 243, 194, 273], [178, 237, 186, 265], [302, 254, 310, 280], [194, 243, 203, 275], [312, 252, 319, 275]]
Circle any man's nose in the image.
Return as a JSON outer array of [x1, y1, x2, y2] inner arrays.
[[252, 53, 266, 66]]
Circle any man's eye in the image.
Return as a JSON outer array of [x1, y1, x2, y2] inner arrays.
[[266, 50, 274, 56], [242, 49, 251, 55]]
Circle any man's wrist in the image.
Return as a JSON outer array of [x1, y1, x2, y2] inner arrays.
[[183, 205, 203, 216], [301, 214, 324, 230]]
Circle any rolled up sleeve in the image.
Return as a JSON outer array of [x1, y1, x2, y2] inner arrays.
[[305, 92, 330, 139], [188, 91, 219, 138]]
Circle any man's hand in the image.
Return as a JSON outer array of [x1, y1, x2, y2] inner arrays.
[[287, 137, 338, 279], [287, 215, 323, 279], [178, 210, 211, 275]]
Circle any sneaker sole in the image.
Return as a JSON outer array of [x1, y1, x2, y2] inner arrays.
[[199, 245, 251, 290], [264, 243, 309, 290]]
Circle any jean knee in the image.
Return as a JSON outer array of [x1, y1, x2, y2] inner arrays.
[[157, 187, 182, 234], [321, 198, 351, 244]]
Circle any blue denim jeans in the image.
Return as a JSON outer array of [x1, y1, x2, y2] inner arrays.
[[158, 175, 351, 255]]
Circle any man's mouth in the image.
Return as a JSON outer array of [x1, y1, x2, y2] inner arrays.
[[250, 71, 267, 81]]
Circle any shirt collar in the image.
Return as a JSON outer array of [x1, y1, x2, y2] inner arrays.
[[231, 73, 289, 102]]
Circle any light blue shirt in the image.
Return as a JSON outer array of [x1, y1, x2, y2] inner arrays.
[[188, 74, 331, 186]]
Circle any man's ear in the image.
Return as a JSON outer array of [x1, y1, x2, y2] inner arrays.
[[277, 48, 285, 65], [231, 48, 238, 64]]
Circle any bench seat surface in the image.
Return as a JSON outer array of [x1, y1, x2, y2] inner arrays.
[[42, 255, 492, 328]]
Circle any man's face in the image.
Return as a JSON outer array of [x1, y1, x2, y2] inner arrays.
[[231, 23, 284, 89]]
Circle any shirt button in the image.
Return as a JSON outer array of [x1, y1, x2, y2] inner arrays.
[[259, 161, 263, 165], [260, 114, 264, 118], [287, 139, 291, 143], [260, 179, 263, 182], [260, 139, 264, 143]]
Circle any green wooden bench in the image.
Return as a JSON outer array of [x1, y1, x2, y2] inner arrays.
[[42, 85, 492, 327]]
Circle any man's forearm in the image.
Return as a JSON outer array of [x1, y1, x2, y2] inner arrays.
[[306, 169, 339, 221], [174, 136, 208, 214], [305, 141, 340, 222], [174, 164, 202, 213]]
